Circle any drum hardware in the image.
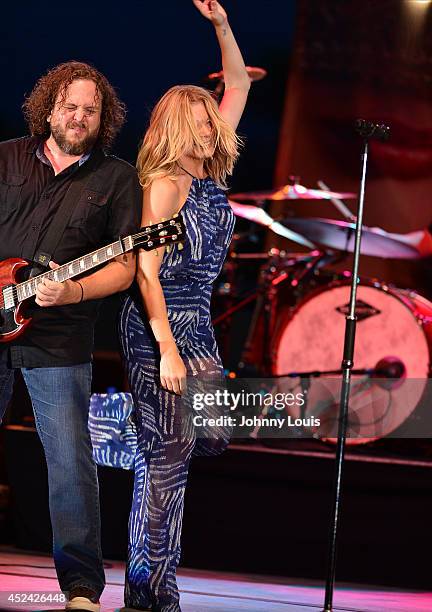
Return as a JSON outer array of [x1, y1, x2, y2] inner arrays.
[[213, 251, 292, 377], [238, 250, 332, 376], [273, 361, 406, 380], [229, 230, 254, 247], [317, 179, 357, 222], [208, 65, 268, 83], [214, 232, 265, 301], [212, 288, 260, 327], [229, 248, 328, 265], [213, 249, 292, 327], [229, 251, 282, 260], [230, 182, 357, 203], [213, 247, 319, 322], [282, 216, 426, 259], [208, 65, 267, 99], [284, 250, 336, 290], [261, 261, 280, 375], [225, 195, 329, 356], [233, 249, 288, 372], [215, 200, 322, 366], [215, 236, 244, 359], [417, 312, 432, 325], [229, 181, 429, 259], [237, 249, 340, 375], [229, 199, 316, 248]]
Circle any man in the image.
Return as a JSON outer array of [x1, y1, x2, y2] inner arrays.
[[0, 62, 142, 610]]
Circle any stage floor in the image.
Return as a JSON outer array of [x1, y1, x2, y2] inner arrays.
[[0, 549, 431, 612]]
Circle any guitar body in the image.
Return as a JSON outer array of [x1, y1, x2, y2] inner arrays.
[[0, 258, 31, 343]]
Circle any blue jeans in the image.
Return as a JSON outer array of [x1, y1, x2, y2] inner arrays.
[[0, 361, 105, 597]]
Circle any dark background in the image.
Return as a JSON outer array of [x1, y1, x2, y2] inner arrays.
[[0, 1, 296, 193]]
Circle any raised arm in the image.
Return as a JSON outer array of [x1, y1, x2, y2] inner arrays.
[[193, 0, 250, 130]]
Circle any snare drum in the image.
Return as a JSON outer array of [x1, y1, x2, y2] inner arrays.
[[273, 279, 432, 442]]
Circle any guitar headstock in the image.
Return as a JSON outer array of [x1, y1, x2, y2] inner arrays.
[[132, 214, 186, 251]]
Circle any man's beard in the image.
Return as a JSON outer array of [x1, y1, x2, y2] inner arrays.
[[50, 121, 99, 155]]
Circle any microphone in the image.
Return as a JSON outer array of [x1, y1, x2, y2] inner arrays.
[[356, 119, 390, 142], [371, 356, 406, 390]]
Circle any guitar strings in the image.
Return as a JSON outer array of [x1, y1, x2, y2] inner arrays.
[[14, 219, 184, 295]]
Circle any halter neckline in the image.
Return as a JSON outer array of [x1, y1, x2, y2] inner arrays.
[[177, 163, 207, 181]]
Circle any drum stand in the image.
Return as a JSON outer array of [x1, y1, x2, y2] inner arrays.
[[322, 120, 390, 612], [240, 250, 331, 375]]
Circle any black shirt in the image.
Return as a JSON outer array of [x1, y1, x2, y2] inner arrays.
[[0, 136, 142, 367]]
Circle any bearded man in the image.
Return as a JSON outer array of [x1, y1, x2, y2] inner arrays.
[[0, 62, 142, 610]]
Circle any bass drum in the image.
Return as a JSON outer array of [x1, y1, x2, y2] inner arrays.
[[273, 280, 432, 443]]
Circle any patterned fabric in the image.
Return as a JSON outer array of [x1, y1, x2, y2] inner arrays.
[[89, 392, 137, 470], [119, 177, 234, 611]]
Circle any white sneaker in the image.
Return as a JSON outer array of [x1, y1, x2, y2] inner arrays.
[[66, 596, 101, 612]]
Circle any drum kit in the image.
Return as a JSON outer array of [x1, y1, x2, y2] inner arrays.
[[209, 65, 432, 444], [214, 179, 432, 444]]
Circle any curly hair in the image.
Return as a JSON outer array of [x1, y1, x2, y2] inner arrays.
[[22, 61, 126, 149]]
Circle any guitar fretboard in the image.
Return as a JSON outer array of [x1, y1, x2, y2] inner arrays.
[[16, 236, 133, 303]]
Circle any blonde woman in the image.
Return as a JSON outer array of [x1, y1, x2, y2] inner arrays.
[[118, 1, 249, 609]]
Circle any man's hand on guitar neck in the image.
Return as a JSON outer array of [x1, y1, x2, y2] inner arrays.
[[35, 261, 82, 307]]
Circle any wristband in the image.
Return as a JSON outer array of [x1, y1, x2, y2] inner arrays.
[[76, 280, 84, 303]]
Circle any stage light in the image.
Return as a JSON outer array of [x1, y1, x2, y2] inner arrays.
[[404, 0, 430, 26]]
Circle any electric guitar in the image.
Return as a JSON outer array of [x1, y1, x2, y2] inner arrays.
[[0, 215, 185, 343]]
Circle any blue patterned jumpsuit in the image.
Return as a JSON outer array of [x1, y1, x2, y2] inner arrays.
[[118, 176, 235, 611]]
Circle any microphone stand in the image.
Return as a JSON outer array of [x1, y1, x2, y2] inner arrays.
[[322, 120, 390, 612]]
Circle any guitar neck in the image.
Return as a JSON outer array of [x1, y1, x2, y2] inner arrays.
[[16, 236, 134, 303]]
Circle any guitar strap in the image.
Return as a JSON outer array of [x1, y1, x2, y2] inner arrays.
[[22, 148, 106, 272]]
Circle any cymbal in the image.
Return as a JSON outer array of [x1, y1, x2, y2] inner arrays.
[[282, 217, 424, 259], [208, 66, 267, 82], [231, 184, 357, 202], [228, 200, 315, 249]]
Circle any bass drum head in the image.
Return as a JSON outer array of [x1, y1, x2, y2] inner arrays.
[[273, 283, 431, 443]]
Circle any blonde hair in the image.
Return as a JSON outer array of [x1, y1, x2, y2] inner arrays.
[[137, 85, 242, 189]]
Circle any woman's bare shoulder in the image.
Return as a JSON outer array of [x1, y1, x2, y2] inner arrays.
[[143, 176, 181, 220]]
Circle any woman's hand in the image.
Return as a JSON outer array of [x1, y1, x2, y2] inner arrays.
[[192, 0, 227, 27], [160, 342, 187, 395]]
